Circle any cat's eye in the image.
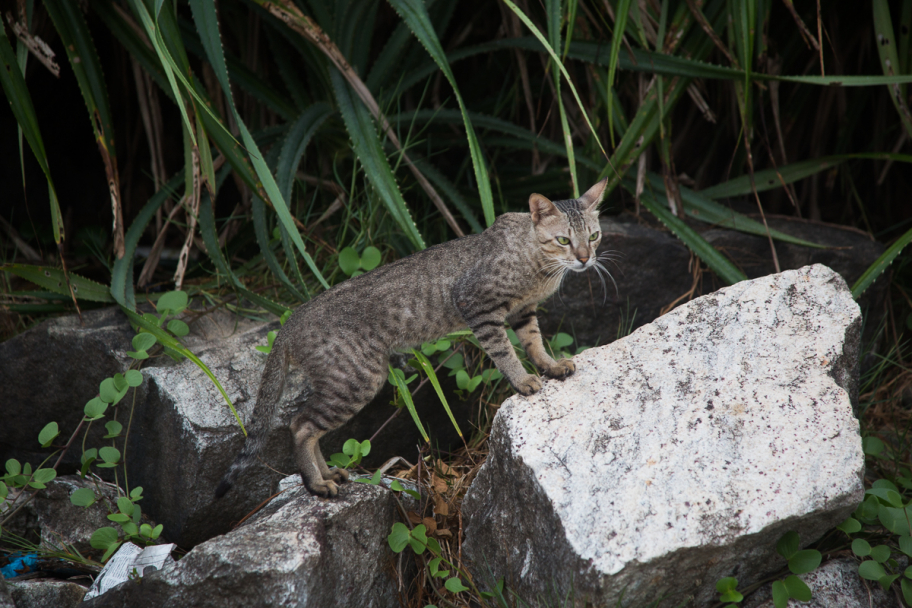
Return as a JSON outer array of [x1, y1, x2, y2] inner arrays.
[[589, 232, 600, 242], [556, 236, 570, 245]]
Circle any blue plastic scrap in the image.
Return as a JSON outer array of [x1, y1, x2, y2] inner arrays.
[[1, 552, 38, 579]]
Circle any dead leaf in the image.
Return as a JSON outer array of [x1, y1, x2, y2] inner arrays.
[[407, 511, 422, 526], [435, 529, 453, 539], [421, 517, 437, 534], [431, 473, 448, 494], [434, 494, 449, 517]]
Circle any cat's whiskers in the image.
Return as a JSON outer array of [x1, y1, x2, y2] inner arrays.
[[592, 260, 618, 303]]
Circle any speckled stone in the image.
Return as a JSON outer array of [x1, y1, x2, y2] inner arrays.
[[463, 264, 864, 607]]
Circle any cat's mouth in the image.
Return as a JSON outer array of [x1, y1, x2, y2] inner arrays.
[[571, 260, 594, 272]]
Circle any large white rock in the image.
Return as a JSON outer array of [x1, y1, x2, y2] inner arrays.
[[463, 264, 864, 606]]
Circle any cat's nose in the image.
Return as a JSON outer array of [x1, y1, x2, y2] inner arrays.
[[577, 256, 589, 264]]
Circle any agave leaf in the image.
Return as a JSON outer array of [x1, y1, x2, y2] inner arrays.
[[623, 180, 747, 286], [330, 68, 425, 249], [188, 0, 330, 289], [852, 225, 912, 299], [43, 0, 124, 256], [0, 23, 63, 243], [2, 265, 114, 303], [873, 0, 912, 140], [276, 104, 333, 204], [387, 0, 496, 226], [110, 174, 183, 309], [647, 173, 825, 248]]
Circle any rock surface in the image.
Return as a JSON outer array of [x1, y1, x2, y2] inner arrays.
[[0, 306, 465, 549], [540, 214, 885, 350], [463, 264, 864, 606], [743, 558, 892, 607], [0, 475, 120, 556], [6, 580, 86, 608], [82, 481, 408, 608], [0, 576, 15, 608]]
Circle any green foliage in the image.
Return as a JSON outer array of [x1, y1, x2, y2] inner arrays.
[[715, 576, 743, 605], [338, 246, 382, 277], [327, 439, 372, 470]]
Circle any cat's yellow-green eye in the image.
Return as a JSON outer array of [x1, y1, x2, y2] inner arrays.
[[589, 232, 599, 242], [556, 236, 570, 245]]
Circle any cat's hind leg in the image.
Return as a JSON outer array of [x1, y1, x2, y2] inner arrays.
[[289, 358, 385, 497]]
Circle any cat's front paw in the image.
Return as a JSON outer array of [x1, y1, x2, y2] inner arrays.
[[544, 358, 576, 379], [328, 468, 350, 485], [514, 374, 543, 396], [306, 479, 340, 498]]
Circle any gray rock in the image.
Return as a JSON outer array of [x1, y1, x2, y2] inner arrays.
[[0, 307, 134, 474], [32, 475, 121, 556], [463, 264, 864, 606], [6, 580, 86, 608], [82, 481, 408, 608], [540, 214, 885, 350], [743, 558, 893, 607], [0, 306, 466, 549], [0, 576, 15, 608]]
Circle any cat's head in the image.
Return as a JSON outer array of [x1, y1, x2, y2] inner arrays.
[[529, 178, 606, 273]]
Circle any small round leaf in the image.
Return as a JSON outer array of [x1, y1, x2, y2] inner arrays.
[[387, 522, 410, 553], [788, 550, 822, 575], [167, 319, 189, 337], [338, 247, 360, 275], [84, 397, 108, 420], [444, 577, 469, 593], [776, 531, 800, 560], [836, 517, 862, 534], [870, 544, 892, 563], [38, 422, 59, 447], [70, 487, 96, 507], [782, 575, 811, 601], [157, 290, 188, 313], [124, 370, 143, 387], [104, 421, 123, 438], [361, 246, 382, 271], [99, 446, 121, 464], [90, 527, 120, 550], [32, 468, 56, 484], [859, 560, 887, 580], [852, 538, 872, 557], [863, 437, 885, 456], [132, 333, 157, 352]]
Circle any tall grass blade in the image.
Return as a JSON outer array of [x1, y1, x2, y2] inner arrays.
[[251, 195, 309, 302], [501, 0, 607, 159], [852, 226, 912, 299], [0, 265, 114, 303], [623, 179, 747, 285], [873, 0, 912, 140], [122, 306, 246, 434], [188, 0, 331, 289], [389, 364, 429, 443], [387, 0, 496, 226], [198, 193, 291, 318], [330, 68, 426, 250], [110, 174, 183, 309], [0, 23, 63, 243], [43, 0, 124, 256], [411, 349, 462, 438], [276, 104, 332, 205], [701, 153, 912, 199], [606, 0, 633, 147]]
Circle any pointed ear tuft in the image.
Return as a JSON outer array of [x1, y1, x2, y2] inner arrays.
[[529, 193, 558, 223], [579, 178, 608, 211]]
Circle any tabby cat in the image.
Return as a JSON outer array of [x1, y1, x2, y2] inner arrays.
[[216, 178, 609, 498]]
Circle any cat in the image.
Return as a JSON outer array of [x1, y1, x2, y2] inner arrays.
[[216, 178, 609, 498]]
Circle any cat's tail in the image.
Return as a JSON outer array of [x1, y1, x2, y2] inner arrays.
[[215, 344, 286, 499]]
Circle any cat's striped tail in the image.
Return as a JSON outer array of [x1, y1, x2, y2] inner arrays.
[[214, 344, 286, 499]]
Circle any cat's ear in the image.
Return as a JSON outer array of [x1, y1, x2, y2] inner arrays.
[[578, 178, 608, 212], [529, 194, 559, 223]]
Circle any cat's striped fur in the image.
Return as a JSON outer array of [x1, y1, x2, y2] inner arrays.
[[216, 179, 608, 498]]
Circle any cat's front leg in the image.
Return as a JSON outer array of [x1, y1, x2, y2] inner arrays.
[[460, 308, 542, 396], [507, 304, 575, 380]]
